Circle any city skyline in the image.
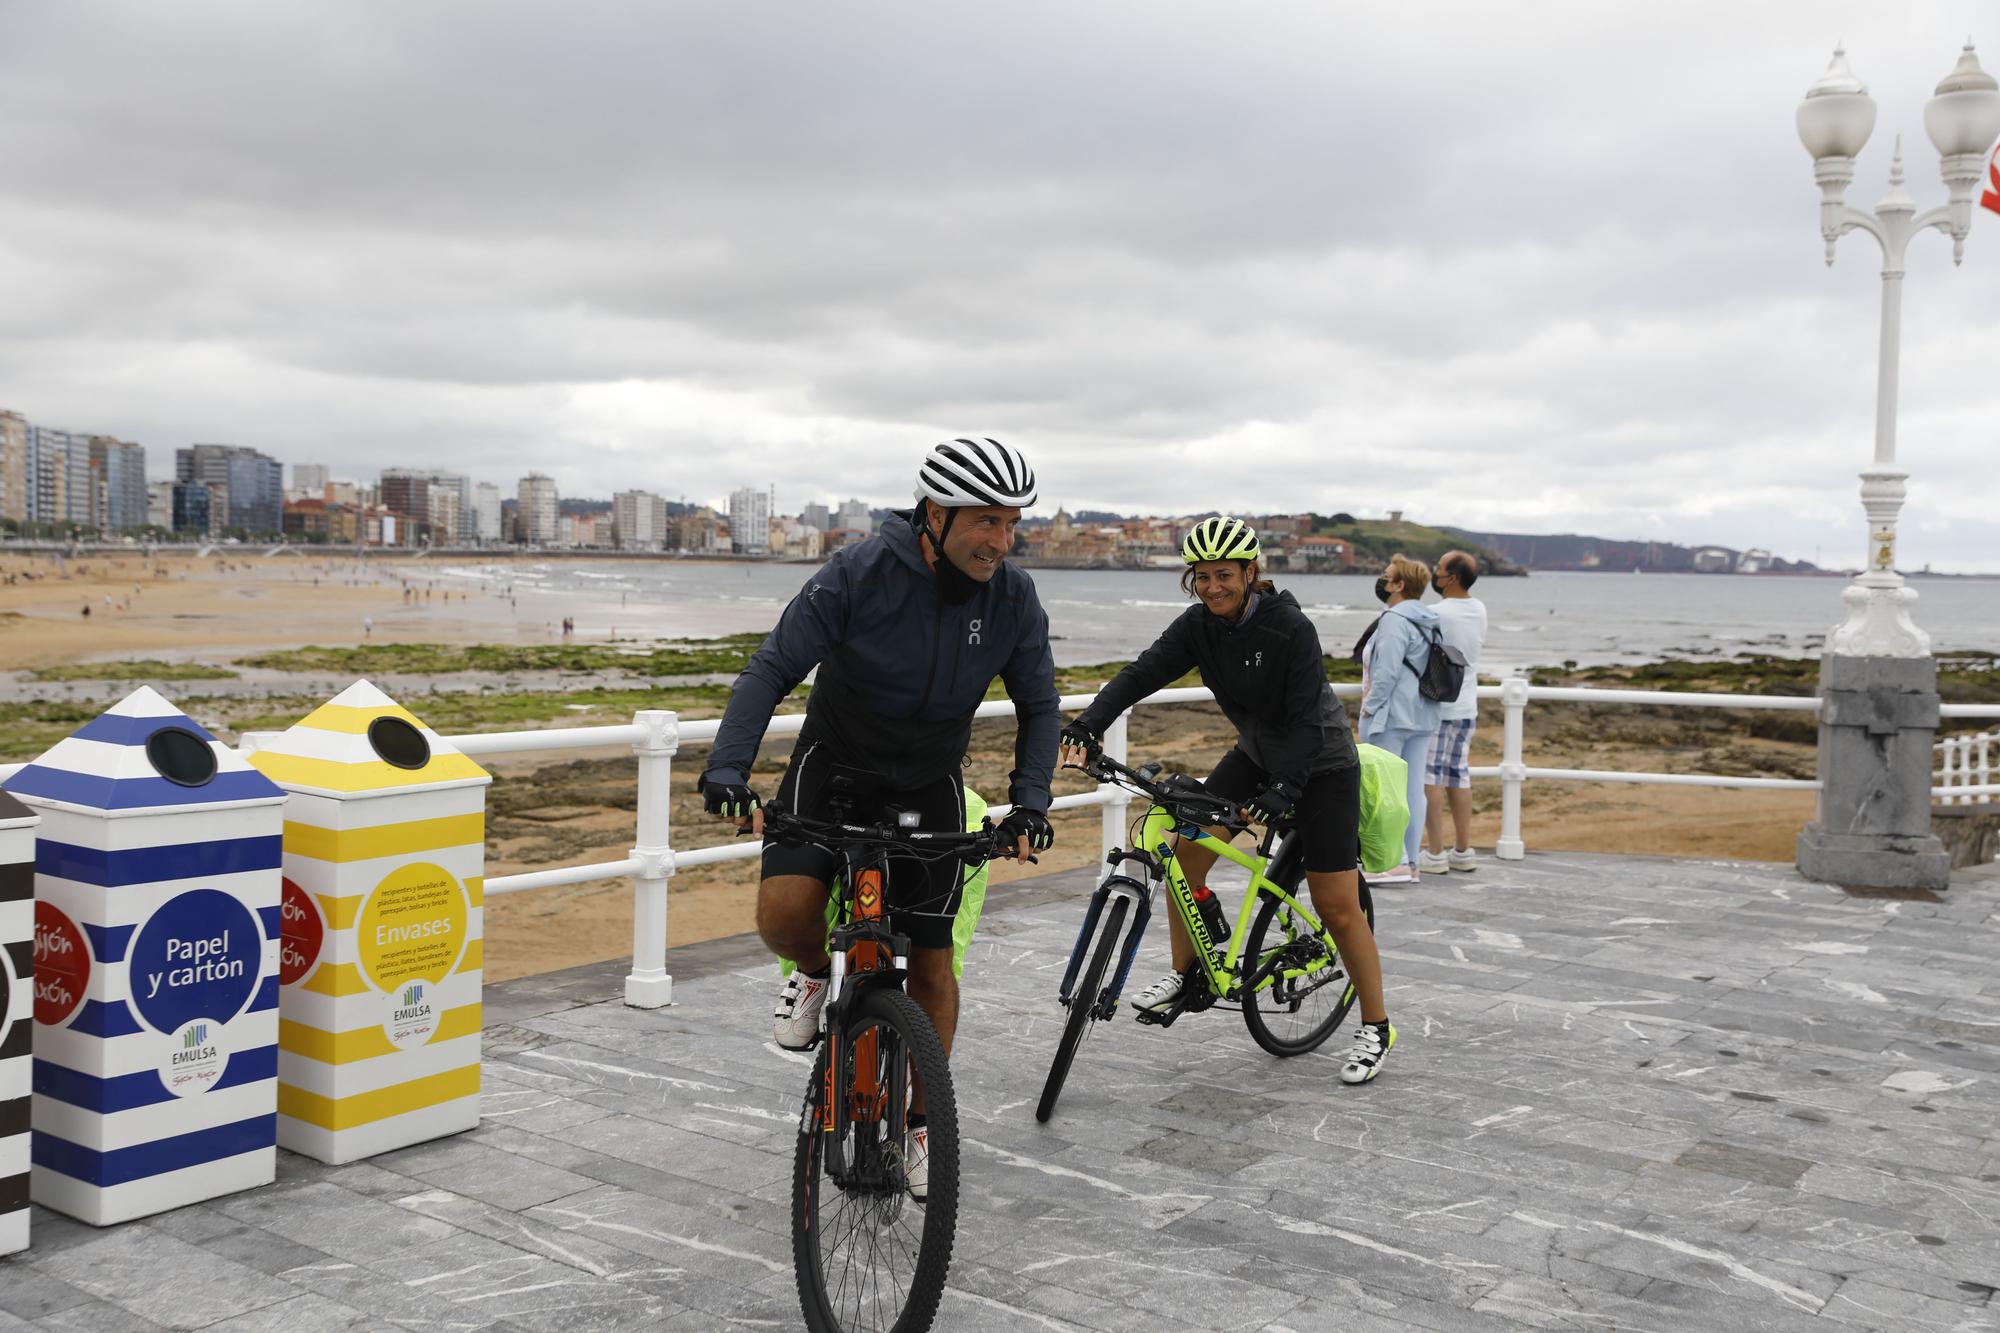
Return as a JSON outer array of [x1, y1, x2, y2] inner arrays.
[[2, 6, 1998, 567], [0, 402, 1957, 568]]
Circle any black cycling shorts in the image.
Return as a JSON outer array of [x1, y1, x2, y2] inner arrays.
[[1203, 749, 1360, 875], [761, 742, 967, 951]]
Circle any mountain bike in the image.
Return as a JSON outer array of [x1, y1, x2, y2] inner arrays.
[[763, 797, 1018, 1333], [1037, 752, 1373, 1123]]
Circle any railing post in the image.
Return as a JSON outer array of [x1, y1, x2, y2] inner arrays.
[[1496, 676, 1529, 860], [626, 708, 678, 1008], [1979, 734, 1993, 804], [1100, 711, 1130, 864]]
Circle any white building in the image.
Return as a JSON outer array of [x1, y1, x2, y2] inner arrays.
[[613, 489, 669, 551], [517, 473, 559, 545], [147, 479, 174, 530], [835, 497, 874, 535], [775, 518, 823, 560], [473, 482, 502, 544], [729, 486, 773, 555], [290, 463, 329, 494], [0, 410, 26, 523]]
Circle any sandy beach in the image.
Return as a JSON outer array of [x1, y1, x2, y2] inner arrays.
[[0, 548, 1857, 982]]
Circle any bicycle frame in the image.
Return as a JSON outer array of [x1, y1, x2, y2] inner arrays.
[[1136, 804, 1321, 1004], [1058, 798, 1324, 1018]]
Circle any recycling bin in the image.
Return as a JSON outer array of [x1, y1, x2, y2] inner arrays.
[[246, 680, 491, 1164], [1, 789, 36, 1254], [3, 685, 284, 1225]]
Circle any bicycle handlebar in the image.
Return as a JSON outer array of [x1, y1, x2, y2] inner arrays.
[[759, 806, 1021, 864], [1067, 751, 1245, 829]]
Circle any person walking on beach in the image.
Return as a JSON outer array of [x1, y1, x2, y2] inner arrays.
[[1357, 554, 1440, 883], [698, 437, 1059, 1199], [1420, 551, 1487, 875]]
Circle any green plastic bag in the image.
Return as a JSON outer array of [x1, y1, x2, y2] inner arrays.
[[779, 786, 993, 980], [1356, 743, 1411, 876]]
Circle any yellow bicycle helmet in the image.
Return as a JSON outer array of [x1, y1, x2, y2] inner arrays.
[[1181, 516, 1260, 564]]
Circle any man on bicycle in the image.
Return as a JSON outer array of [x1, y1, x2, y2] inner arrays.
[[699, 437, 1060, 1195]]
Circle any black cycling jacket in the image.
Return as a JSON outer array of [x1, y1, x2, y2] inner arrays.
[[1074, 588, 1356, 787], [703, 511, 1061, 812]]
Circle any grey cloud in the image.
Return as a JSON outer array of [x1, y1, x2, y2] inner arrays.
[[1, 1, 1996, 569]]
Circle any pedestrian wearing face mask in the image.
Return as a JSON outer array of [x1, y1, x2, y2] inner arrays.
[[1356, 554, 1441, 883]]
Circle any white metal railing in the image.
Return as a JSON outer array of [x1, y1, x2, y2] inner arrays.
[[6, 680, 2000, 1010], [428, 679, 2000, 1007], [1936, 728, 2000, 805]]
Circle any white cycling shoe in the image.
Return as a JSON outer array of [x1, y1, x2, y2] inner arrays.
[[905, 1124, 929, 1200], [1129, 972, 1184, 1014], [773, 971, 828, 1050]]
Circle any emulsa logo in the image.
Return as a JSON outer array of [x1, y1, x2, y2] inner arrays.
[[387, 981, 438, 1050]]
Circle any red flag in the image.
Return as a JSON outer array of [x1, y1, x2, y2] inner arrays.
[[1983, 142, 2000, 219]]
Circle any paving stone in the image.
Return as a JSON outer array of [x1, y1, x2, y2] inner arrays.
[[199, 1292, 398, 1332], [26, 1224, 299, 1331], [1673, 1139, 1815, 1188]]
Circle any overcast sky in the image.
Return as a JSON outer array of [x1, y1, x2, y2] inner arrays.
[[2, 3, 1997, 569]]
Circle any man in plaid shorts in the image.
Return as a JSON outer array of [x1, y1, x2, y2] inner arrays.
[[1419, 551, 1487, 873]]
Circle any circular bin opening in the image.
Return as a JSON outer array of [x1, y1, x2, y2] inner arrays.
[[146, 727, 219, 788], [367, 715, 432, 771]]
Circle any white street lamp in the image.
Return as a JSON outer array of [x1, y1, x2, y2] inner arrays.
[[1796, 41, 2000, 658]]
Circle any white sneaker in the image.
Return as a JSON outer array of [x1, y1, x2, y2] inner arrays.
[[1373, 864, 1416, 885], [1417, 850, 1450, 874], [773, 971, 828, 1050], [905, 1124, 929, 1201], [1129, 972, 1183, 1013], [1449, 847, 1478, 873]]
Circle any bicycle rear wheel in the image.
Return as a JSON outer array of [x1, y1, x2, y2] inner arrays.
[[794, 987, 959, 1333], [1036, 893, 1129, 1123], [1241, 884, 1370, 1057]]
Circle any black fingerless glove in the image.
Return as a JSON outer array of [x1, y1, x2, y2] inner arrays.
[[1247, 778, 1300, 826], [698, 771, 761, 819], [1060, 721, 1102, 755], [998, 807, 1056, 852]]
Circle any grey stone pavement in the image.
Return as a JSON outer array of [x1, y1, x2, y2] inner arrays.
[[5, 850, 2000, 1332]]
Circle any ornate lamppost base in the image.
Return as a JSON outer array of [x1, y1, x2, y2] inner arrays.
[[1796, 654, 1951, 890]]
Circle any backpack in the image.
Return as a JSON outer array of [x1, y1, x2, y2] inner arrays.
[[1406, 621, 1468, 704]]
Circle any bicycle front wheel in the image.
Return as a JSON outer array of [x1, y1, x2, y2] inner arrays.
[[1037, 893, 1129, 1123], [794, 987, 959, 1333], [1241, 886, 1368, 1057]]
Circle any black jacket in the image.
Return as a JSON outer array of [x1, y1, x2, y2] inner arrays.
[[1075, 589, 1356, 786], [703, 512, 1061, 811]]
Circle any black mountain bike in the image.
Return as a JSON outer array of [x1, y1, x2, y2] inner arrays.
[[1038, 752, 1373, 1122], [763, 801, 1018, 1333]]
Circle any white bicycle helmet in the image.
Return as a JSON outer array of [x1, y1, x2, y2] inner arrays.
[[914, 438, 1038, 509]]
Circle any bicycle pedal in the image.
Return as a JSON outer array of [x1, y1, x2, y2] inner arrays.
[[1132, 1005, 1180, 1029]]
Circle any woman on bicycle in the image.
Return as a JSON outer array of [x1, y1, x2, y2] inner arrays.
[[1058, 517, 1394, 1084]]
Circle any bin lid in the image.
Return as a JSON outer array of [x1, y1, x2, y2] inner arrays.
[[246, 679, 491, 799], [0, 788, 36, 831], [2, 685, 286, 815]]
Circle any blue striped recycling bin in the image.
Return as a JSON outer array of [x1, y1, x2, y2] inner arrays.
[[3, 686, 286, 1225]]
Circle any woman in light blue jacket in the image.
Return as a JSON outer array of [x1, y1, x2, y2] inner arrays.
[[1359, 554, 1441, 881]]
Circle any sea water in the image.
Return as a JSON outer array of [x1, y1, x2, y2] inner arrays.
[[434, 562, 2000, 672]]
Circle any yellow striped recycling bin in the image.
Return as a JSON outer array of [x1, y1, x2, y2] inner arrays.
[[246, 681, 491, 1164]]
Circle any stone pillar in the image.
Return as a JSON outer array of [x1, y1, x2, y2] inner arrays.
[[1797, 655, 1950, 889]]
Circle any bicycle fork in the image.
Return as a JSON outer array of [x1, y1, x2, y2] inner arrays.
[[819, 866, 906, 1189], [1057, 850, 1155, 1020]]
